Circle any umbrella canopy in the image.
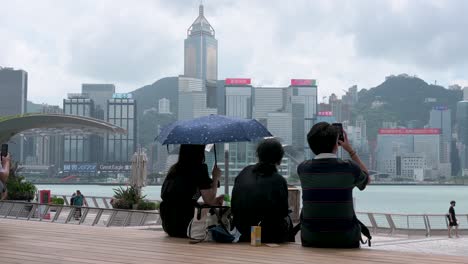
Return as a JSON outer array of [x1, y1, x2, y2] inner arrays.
[[156, 115, 272, 145], [130, 148, 148, 189]]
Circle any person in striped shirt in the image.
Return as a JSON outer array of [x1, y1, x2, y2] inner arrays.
[[298, 122, 370, 248]]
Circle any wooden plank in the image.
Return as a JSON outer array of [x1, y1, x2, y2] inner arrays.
[[0, 219, 466, 264]]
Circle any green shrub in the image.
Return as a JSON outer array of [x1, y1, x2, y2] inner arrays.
[[111, 198, 132, 209], [112, 186, 145, 205], [137, 200, 159, 210], [51, 197, 64, 205], [6, 163, 37, 201]]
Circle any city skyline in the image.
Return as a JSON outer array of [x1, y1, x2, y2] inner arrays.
[[2, 1, 468, 106]]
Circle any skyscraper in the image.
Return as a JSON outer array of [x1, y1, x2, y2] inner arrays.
[[0, 67, 28, 161], [177, 76, 217, 121], [457, 101, 468, 170], [184, 4, 217, 83], [106, 96, 137, 163], [224, 78, 255, 177], [289, 79, 318, 159], [63, 94, 95, 166], [429, 107, 451, 163], [82, 84, 115, 119]]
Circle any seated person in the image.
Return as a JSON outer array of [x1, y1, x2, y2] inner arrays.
[[231, 139, 292, 243], [0, 153, 11, 200], [298, 122, 370, 248], [160, 144, 223, 238]]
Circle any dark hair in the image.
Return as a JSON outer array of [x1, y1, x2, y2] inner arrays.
[[307, 122, 339, 155], [450, 200, 456, 205], [168, 144, 205, 178], [252, 138, 284, 176]]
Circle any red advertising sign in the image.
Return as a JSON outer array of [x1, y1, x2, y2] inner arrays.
[[291, 79, 315, 86], [225, 78, 251, 85], [318, 111, 333, 116], [378, 128, 441, 135]]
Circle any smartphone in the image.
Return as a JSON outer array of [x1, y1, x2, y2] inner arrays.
[[1, 144, 8, 158], [332, 123, 345, 142]]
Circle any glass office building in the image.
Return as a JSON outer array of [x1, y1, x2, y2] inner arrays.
[[63, 94, 95, 163], [106, 97, 137, 162]]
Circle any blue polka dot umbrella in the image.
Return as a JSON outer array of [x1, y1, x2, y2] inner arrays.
[[156, 114, 272, 146]]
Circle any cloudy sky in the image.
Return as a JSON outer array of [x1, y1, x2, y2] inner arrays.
[[1, 0, 468, 105]]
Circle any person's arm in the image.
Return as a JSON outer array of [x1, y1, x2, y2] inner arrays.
[[0, 154, 11, 184], [339, 131, 370, 184], [200, 165, 221, 205]]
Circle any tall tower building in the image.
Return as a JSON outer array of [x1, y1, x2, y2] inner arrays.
[[184, 4, 218, 83], [0, 67, 28, 161], [429, 107, 451, 163], [457, 101, 468, 170], [289, 79, 318, 159]]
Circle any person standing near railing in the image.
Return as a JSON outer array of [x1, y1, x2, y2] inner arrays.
[[447, 200, 459, 238], [0, 153, 11, 200], [73, 190, 88, 220]]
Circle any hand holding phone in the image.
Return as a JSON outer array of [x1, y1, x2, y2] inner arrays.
[[332, 123, 345, 142], [1, 144, 8, 158]]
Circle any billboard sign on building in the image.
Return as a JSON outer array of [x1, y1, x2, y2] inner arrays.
[[98, 163, 132, 172], [225, 78, 251, 86], [291, 79, 316, 86], [433, 106, 448, 111], [318, 111, 333, 116], [378, 128, 441, 135], [112, 93, 133, 99], [63, 163, 97, 173]]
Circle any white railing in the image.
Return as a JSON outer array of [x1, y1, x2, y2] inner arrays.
[[56, 194, 159, 209], [356, 212, 468, 237], [0, 200, 160, 228]]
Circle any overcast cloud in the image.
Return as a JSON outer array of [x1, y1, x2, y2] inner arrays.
[[1, 0, 468, 105]]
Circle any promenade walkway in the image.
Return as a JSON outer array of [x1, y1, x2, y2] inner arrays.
[[1, 219, 467, 264]]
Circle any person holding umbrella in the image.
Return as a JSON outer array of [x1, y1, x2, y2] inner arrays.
[[160, 144, 224, 238]]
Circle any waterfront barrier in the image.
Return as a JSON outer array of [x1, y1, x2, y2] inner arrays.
[[0, 200, 160, 227], [356, 212, 468, 237], [2, 198, 467, 237]]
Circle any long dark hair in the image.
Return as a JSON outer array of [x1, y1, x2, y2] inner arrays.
[[252, 138, 284, 176], [167, 144, 206, 178]]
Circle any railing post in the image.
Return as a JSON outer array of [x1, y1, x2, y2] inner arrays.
[[62, 195, 69, 206], [27, 204, 37, 220], [4, 202, 14, 218], [79, 208, 90, 225], [424, 215, 431, 237], [92, 197, 99, 208], [39, 205, 50, 221], [140, 213, 148, 226], [52, 206, 63, 222], [386, 214, 396, 235], [65, 207, 75, 224], [106, 211, 118, 227], [368, 213, 377, 234], [407, 215, 410, 237], [103, 198, 110, 209], [123, 212, 133, 227], [92, 209, 103, 226]]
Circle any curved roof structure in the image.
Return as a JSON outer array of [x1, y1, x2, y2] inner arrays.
[[0, 114, 126, 143]]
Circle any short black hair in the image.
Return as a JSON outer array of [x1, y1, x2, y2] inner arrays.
[[307, 122, 339, 155], [450, 200, 456, 205], [256, 138, 284, 165]]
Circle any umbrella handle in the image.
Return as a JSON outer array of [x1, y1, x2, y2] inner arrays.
[[214, 144, 217, 165]]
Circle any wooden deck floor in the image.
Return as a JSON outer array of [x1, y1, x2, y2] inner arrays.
[[0, 219, 467, 264]]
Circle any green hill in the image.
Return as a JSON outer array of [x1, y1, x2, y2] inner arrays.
[[353, 74, 463, 141], [130, 77, 178, 148]]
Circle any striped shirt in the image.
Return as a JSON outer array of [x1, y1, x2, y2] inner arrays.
[[298, 154, 369, 248]]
